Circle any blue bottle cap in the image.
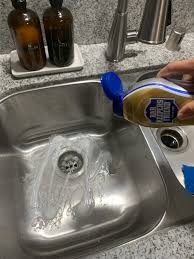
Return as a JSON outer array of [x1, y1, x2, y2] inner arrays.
[[101, 72, 123, 100], [100, 71, 124, 116]]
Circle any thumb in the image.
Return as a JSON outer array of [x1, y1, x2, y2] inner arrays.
[[178, 101, 194, 120]]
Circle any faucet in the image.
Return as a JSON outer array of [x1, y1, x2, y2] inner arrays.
[[106, 0, 171, 62]]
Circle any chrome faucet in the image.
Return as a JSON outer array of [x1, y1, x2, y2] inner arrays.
[[106, 0, 171, 62]]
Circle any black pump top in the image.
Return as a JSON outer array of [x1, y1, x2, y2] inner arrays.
[[49, 0, 63, 8], [11, 0, 26, 9]]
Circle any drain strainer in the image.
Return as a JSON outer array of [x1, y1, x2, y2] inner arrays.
[[58, 151, 83, 175], [157, 127, 188, 152]]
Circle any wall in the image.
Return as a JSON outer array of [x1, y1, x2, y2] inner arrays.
[[0, 0, 193, 54]]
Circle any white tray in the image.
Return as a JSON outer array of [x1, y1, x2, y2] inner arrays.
[[10, 44, 84, 79]]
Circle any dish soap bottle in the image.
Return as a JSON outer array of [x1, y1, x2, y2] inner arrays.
[[43, 0, 74, 67], [8, 0, 46, 71], [101, 72, 194, 128]]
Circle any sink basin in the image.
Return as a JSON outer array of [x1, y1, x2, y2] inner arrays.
[[137, 70, 194, 226], [0, 80, 167, 258], [2, 71, 194, 259]]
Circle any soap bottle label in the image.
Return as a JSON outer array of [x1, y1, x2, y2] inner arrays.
[[145, 98, 178, 123]]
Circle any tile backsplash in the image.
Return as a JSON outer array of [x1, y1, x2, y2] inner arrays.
[[0, 0, 194, 54]]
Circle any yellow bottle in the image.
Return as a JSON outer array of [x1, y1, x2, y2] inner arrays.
[[100, 72, 194, 128]]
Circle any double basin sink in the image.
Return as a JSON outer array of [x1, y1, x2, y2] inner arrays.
[[0, 69, 194, 259]]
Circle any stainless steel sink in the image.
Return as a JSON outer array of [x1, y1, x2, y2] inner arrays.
[[0, 71, 194, 259]]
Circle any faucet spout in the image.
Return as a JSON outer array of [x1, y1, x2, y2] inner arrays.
[[117, 0, 129, 13], [138, 0, 170, 44]]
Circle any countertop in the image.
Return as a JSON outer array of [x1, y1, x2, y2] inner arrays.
[[1, 33, 194, 259], [1, 33, 194, 98], [84, 223, 194, 259]]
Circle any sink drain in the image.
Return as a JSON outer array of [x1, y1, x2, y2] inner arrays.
[[58, 151, 83, 176], [157, 128, 188, 151]]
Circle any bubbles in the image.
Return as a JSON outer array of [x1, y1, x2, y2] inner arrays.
[[31, 216, 46, 232], [21, 134, 112, 232], [70, 188, 96, 219]]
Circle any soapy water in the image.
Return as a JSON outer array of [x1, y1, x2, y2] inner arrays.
[[22, 134, 112, 230]]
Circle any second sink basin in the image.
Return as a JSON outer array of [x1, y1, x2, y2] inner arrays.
[[137, 70, 194, 189], [0, 80, 167, 257]]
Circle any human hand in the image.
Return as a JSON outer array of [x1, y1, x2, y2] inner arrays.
[[157, 58, 194, 120]]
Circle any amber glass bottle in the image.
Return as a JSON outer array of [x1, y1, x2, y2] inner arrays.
[[8, 0, 46, 71], [43, 0, 74, 67]]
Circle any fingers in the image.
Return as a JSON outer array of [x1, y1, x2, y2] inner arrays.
[[157, 58, 194, 78], [182, 74, 194, 81], [156, 59, 194, 121], [178, 101, 194, 120]]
